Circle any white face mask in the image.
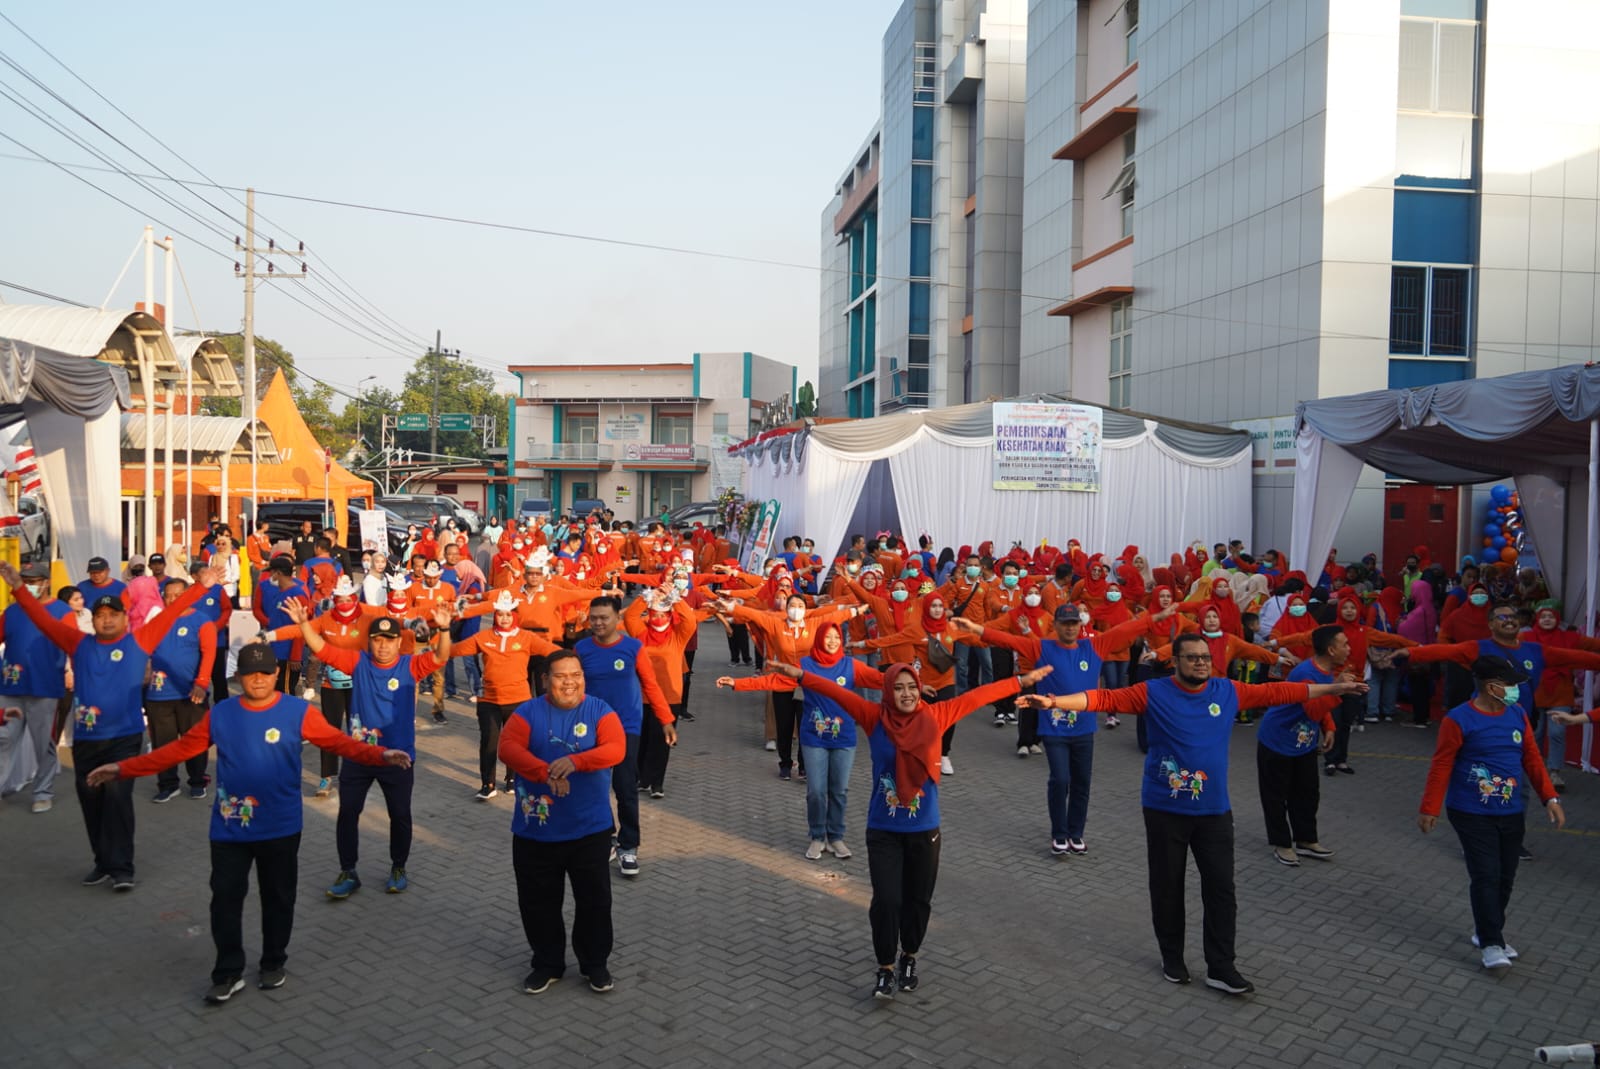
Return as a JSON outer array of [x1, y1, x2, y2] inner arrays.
[[786, 606, 806, 623], [1024, 592, 1042, 607]]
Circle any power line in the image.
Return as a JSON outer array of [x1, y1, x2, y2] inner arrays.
[[0, 277, 88, 306]]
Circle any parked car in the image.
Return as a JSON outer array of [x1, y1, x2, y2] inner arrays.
[[16, 491, 49, 561], [254, 500, 408, 562], [378, 497, 444, 532], [380, 493, 480, 534], [571, 498, 607, 519], [517, 496, 553, 522], [665, 500, 723, 529]]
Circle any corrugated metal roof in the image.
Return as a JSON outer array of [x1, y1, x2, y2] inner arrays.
[[169, 334, 241, 397], [0, 305, 169, 359], [122, 413, 280, 462]]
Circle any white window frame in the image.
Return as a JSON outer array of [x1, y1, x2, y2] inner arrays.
[[1109, 298, 1133, 409], [1398, 16, 1478, 117]]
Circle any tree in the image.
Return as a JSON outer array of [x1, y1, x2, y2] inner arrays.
[[794, 380, 817, 418], [199, 335, 351, 453], [395, 350, 507, 461]]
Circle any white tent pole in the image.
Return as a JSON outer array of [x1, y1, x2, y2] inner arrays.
[[162, 236, 175, 547]]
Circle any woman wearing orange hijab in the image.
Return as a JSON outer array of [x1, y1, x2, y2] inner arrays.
[[774, 658, 1053, 1001]]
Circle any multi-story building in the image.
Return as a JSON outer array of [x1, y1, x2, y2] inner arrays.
[[818, 0, 1029, 417], [1019, 0, 1600, 551], [507, 352, 795, 520]]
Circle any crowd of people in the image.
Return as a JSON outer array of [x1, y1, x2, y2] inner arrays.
[[0, 514, 1590, 1003]]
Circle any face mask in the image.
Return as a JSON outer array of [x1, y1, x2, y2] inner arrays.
[[1469, 593, 1488, 606], [1202, 629, 1222, 639], [847, 564, 860, 574], [25, 583, 47, 599], [804, 546, 814, 554], [1288, 604, 1307, 617], [1106, 590, 1122, 602], [786, 606, 806, 623], [1024, 592, 1041, 607], [965, 566, 980, 580], [673, 578, 689, 592], [1498, 683, 1521, 706], [1002, 574, 1019, 589], [891, 590, 909, 603]]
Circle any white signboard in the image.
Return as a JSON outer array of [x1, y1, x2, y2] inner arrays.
[[1230, 417, 1297, 477], [604, 414, 646, 441], [357, 509, 389, 553], [991, 402, 1103, 492], [710, 433, 741, 497]]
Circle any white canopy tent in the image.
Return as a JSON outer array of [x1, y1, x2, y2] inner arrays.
[[738, 399, 1252, 565], [1289, 365, 1600, 630]]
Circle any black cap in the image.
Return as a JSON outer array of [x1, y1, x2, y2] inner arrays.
[[89, 593, 124, 613], [369, 616, 402, 638], [148, 553, 165, 565], [236, 643, 279, 676], [86, 556, 110, 571], [1054, 605, 1083, 623], [1472, 655, 1530, 685], [19, 561, 48, 579]]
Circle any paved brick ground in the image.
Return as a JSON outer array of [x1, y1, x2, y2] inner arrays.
[[4, 629, 1599, 1068]]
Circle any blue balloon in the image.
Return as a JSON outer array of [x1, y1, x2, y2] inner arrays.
[[1490, 484, 1512, 504], [1491, 536, 1507, 550], [1483, 522, 1501, 537]]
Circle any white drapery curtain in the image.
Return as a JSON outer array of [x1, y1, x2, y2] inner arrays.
[[888, 424, 1250, 557], [1289, 426, 1365, 582], [26, 399, 123, 568], [801, 440, 875, 563]]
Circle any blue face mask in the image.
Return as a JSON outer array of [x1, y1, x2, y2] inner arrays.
[[1288, 604, 1307, 617], [891, 589, 909, 603], [1469, 593, 1489, 606], [965, 566, 980, 579], [1106, 590, 1122, 603], [1002, 574, 1019, 588], [1499, 683, 1521, 707]]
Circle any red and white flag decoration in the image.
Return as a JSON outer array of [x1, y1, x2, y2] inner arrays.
[[10, 445, 40, 495]]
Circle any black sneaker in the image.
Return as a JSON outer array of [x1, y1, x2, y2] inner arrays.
[[1519, 845, 1534, 862], [81, 867, 110, 887], [873, 968, 896, 1001], [204, 977, 245, 1004], [1205, 968, 1254, 996], [677, 710, 696, 722], [474, 784, 497, 802], [522, 971, 560, 994], [1162, 958, 1191, 985], [432, 710, 447, 724], [583, 969, 614, 993], [112, 876, 135, 892], [257, 968, 286, 990], [504, 776, 514, 794], [152, 787, 180, 804], [896, 953, 918, 992]]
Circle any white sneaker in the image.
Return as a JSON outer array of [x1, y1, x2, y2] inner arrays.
[[30, 799, 51, 813], [828, 840, 852, 859], [1480, 944, 1513, 969], [805, 839, 826, 860], [1029, 744, 1043, 754], [300, 687, 316, 701], [1016, 745, 1029, 758], [764, 740, 777, 752], [940, 756, 954, 775], [1471, 934, 1518, 959]]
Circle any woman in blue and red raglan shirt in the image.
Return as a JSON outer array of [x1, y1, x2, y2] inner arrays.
[[1418, 655, 1564, 971], [776, 658, 1053, 1002], [497, 648, 626, 995], [88, 641, 410, 1004], [1019, 631, 1360, 997], [0, 560, 217, 891]]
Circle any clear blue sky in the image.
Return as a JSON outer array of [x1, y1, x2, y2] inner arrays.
[[0, 0, 902, 399]]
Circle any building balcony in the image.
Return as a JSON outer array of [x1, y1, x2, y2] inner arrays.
[[518, 442, 615, 470], [618, 443, 711, 471]]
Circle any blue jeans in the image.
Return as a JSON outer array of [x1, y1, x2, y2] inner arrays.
[[1366, 666, 1400, 719], [800, 744, 855, 841], [445, 655, 482, 698], [957, 643, 993, 693], [1100, 659, 1130, 689], [1043, 735, 1095, 841]]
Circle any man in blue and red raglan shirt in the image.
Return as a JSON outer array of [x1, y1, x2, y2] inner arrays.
[[498, 647, 625, 995], [145, 577, 218, 803], [87, 641, 411, 1005], [287, 598, 452, 899], [0, 561, 71, 813], [573, 595, 675, 880], [0, 559, 220, 891], [80, 554, 126, 602], [1019, 630, 1362, 996], [253, 555, 310, 694]]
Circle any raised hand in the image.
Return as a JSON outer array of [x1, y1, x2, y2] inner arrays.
[[1019, 664, 1055, 687], [0, 561, 21, 588], [949, 617, 983, 636], [715, 676, 736, 688], [283, 598, 309, 625]]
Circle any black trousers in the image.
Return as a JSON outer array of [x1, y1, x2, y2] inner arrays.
[[73, 732, 143, 878], [1407, 666, 1435, 726], [865, 826, 942, 966], [1015, 685, 1039, 747], [477, 700, 517, 787], [680, 649, 695, 707], [274, 661, 301, 696], [1324, 694, 1361, 768], [335, 762, 414, 871], [1448, 808, 1523, 949], [990, 648, 1016, 718], [727, 623, 751, 664], [612, 733, 641, 850], [210, 833, 299, 984], [1256, 744, 1320, 847], [638, 710, 674, 793], [210, 637, 231, 701], [513, 829, 613, 976], [318, 688, 350, 779], [1143, 807, 1236, 972], [146, 699, 209, 791], [934, 685, 956, 755], [772, 688, 800, 771]]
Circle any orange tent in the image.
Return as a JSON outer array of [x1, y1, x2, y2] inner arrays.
[[231, 369, 373, 543]]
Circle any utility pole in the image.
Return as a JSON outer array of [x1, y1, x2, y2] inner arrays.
[[430, 329, 441, 458], [236, 187, 307, 535]]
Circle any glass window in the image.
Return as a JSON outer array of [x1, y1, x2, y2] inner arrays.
[[1398, 18, 1478, 115], [1389, 267, 1427, 354], [909, 282, 930, 336], [1389, 265, 1469, 356], [1429, 268, 1469, 356], [908, 338, 929, 367], [1109, 298, 1133, 408], [1125, 0, 1139, 66], [655, 412, 694, 445], [912, 106, 935, 162], [712, 412, 729, 435], [564, 413, 598, 443], [1395, 114, 1475, 181], [911, 164, 933, 219], [910, 222, 932, 278]]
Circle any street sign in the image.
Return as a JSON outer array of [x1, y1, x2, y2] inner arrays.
[[439, 413, 473, 432], [397, 414, 430, 431]]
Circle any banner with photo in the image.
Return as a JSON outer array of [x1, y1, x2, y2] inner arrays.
[[742, 499, 782, 573], [991, 402, 1103, 492], [357, 509, 390, 554]]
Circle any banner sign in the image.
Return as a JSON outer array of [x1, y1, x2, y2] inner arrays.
[[743, 499, 782, 573], [1229, 417, 1298, 477], [357, 509, 390, 554], [991, 402, 1103, 492], [623, 443, 693, 462], [604, 415, 646, 441]]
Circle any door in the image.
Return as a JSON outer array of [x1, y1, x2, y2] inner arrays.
[[1382, 484, 1459, 576], [571, 482, 592, 510]]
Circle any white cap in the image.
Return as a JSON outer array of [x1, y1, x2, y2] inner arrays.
[[493, 591, 517, 613], [387, 573, 411, 593], [680, 548, 694, 561], [529, 547, 552, 569], [424, 561, 442, 577], [332, 575, 358, 598]]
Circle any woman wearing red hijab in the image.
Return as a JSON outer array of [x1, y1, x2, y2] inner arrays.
[[1180, 575, 1244, 637], [775, 658, 1053, 1000], [1071, 555, 1113, 614], [855, 592, 982, 771]]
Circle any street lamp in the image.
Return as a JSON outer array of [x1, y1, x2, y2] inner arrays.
[[355, 374, 377, 454]]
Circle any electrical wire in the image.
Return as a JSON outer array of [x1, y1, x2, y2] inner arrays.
[[0, 277, 88, 306]]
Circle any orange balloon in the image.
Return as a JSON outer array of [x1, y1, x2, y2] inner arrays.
[[1501, 547, 1519, 564]]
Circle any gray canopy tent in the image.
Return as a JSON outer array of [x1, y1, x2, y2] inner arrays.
[[1289, 364, 1600, 636]]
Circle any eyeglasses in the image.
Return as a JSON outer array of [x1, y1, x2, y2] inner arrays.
[[1178, 654, 1213, 663], [1491, 614, 1518, 623]]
